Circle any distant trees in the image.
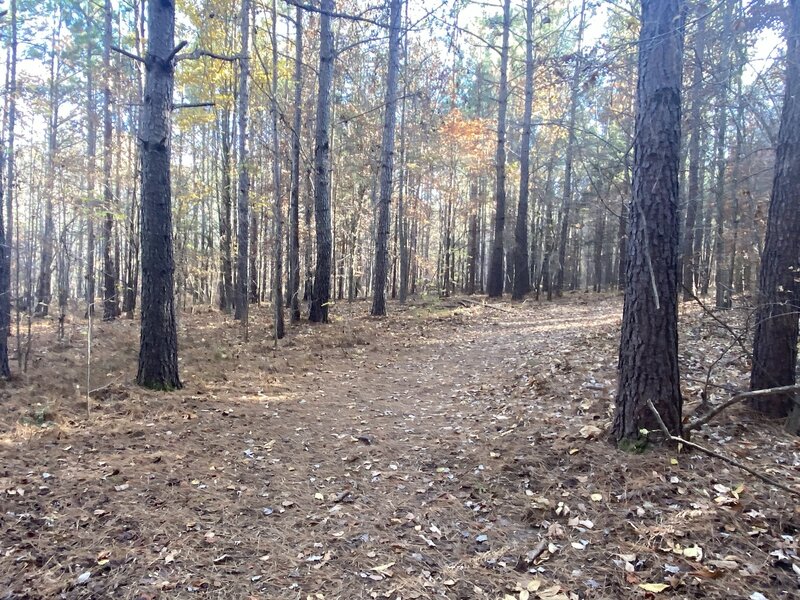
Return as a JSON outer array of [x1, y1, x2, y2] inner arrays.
[[613, 0, 684, 441], [750, 0, 800, 423]]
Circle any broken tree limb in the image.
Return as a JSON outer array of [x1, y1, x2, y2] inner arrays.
[[647, 399, 800, 499], [685, 384, 800, 433], [112, 45, 145, 64], [459, 297, 515, 314]]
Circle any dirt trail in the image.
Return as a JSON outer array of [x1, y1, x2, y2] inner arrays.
[[1, 296, 797, 600]]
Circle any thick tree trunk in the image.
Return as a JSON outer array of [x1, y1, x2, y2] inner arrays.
[[486, 0, 510, 298], [136, 0, 181, 390], [750, 0, 800, 422], [309, 0, 334, 323], [613, 0, 683, 442], [371, 0, 402, 316], [512, 0, 535, 300], [288, 6, 303, 323]]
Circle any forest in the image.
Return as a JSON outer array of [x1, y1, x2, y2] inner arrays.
[[1, 0, 800, 597]]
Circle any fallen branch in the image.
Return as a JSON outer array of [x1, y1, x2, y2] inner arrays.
[[459, 297, 515, 314], [647, 399, 800, 499], [685, 384, 800, 433]]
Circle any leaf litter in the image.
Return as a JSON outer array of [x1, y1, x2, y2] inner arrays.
[[0, 295, 798, 598]]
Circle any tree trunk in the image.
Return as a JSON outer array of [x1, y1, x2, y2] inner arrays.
[[288, 6, 303, 323], [681, 4, 705, 301], [102, 0, 118, 320], [218, 109, 234, 312], [86, 41, 97, 317], [35, 18, 62, 318], [370, 0, 402, 316], [136, 0, 181, 390], [234, 0, 251, 326], [613, 0, 683, 443], [309, 0, 334, 323], [486, 0, 511, 298], [750, 0, 800, 422], [512, 0, 535, 300], [271, 0, 285, 338], [555, 0, 586, 297]]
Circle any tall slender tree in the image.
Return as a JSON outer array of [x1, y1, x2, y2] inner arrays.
[[613, 0, 684, 442], [309, 0, 334, 323], [288, 5, 303, 323], [272, 0, 285, 338], [681, 3, 706, 301], [371, 0, 402, 316], [102, 0, 118, 320], [486, 0, 510, 298], [512, 0, 535, 300], [234, 0, 251, 327], [554, 0, 586, 297]]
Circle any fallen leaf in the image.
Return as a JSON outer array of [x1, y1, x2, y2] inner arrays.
[[638, 583, 670, 593]]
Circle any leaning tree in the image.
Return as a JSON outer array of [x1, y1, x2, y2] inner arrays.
[[613, 0, 684, 442]]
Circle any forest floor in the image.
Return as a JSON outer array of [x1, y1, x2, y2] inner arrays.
[[0, 293, 798, 600]]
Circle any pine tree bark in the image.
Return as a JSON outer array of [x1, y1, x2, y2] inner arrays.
[[512, 0, 535, 300], [750, 0, 800, 421], [136, 0, 181, 390], [102, 0, 118, 320], [555, 0, 586, 297], [35, 19, 62, 318], [681, 4, 706, 300], [712, 0, 733, 310], [370, 0, 402, 316], [272, 0, 285, 338], [288, 6, 303, 323], [86, 42, 97, 317], [218, 109, 234, 312], [613, 0, 684, 442], [234, 0, 251, 325], [309, 0, 334, 323], [486, 0, 510, 298]]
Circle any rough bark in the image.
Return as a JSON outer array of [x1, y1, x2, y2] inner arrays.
[[613, 0, 684, 442], [512, 0, 535, 300], [288, 6, 303, 323], [485, 0, 510, 299], [750, 0, 800, 421], [681, 4, 706, 301], [218, 110, 234, 312], [86, 42, 97, 317], [234, 0, 251, 324], [370, 0, 402, 316], [309, 0, 334, 323], [555, 0, 586, 297], [136, 0, 181, 390], [272, 0, 285, 338], [35, 20, 61, 318], [102, 0, 118, 320]]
